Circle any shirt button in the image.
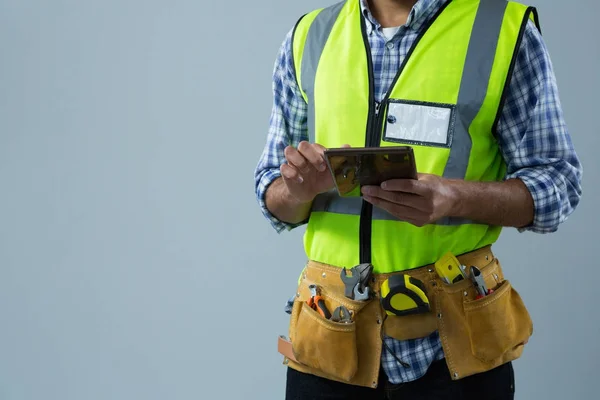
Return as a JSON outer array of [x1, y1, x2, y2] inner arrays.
[[386, 42, 394, 49]]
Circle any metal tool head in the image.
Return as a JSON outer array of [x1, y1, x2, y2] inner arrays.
[[353, 282, 370, 301], [340, 267, 360, 300], [469, 266, 488, 297], [308, 284, 318, 298], [331, 305, 352, 323], [355, 263, 374, 281], [458, 264, 468, 279]]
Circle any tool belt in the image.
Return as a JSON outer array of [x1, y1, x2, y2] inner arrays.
[[277, 245, 533, 389]]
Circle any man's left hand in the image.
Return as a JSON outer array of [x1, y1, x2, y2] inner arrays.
[[361, 173, 457, 227]]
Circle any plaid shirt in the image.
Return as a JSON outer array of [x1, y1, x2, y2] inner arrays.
[[255, 0, 583, 385]]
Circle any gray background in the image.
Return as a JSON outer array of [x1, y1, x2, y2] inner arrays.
[[0, 0, 597, 399]]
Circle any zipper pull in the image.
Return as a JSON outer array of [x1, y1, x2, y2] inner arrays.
[[375, 102, 381, 115]]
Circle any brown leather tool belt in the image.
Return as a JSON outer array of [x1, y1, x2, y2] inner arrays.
[[277, 245, 533, 389]]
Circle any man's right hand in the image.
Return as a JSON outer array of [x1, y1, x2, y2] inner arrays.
[[280, 141, 343, 204], [265, 142, 350, 225]]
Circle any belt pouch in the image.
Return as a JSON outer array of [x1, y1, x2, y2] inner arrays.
[[287, 277, 372, 382], [435, 257, 534, 378]]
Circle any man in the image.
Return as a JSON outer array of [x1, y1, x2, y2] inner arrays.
[[254, 0, 583, 398]]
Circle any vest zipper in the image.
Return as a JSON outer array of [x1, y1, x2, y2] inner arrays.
[[359, 15, 375, 265], [357, 2, 452, 266]]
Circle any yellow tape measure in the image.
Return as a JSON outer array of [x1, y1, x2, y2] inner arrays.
[[380, 274, 430, 316]]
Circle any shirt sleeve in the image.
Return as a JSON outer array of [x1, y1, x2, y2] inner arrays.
[[253, 26, 310, 233], [495, 19, 583, 234]]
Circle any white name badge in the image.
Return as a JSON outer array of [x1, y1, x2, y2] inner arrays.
[[382, 100, 456, 148]]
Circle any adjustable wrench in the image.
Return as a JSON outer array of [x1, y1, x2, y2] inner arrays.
[[340, 264, 373, 301]]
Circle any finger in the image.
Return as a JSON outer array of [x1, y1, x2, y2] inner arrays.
[[363, 196, 427, 226], [280, 163, 303, 183], [284, 146, 312, 175], [298, 141, 326, 172], [380, 178, 425, 195], [362, 194, 427, 225], [361, 186, 424, 211]]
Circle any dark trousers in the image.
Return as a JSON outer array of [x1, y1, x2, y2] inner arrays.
[[285, 359, 515, 400]]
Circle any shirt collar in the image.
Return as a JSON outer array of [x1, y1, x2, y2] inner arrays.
[[359, 0, 444, 34]]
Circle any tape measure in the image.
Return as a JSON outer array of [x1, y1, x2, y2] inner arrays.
[[434, 252, 467, 284], [380, 274, 430, 316]]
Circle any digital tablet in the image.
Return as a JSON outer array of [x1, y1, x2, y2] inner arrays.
[[324, 146, 417, 197]]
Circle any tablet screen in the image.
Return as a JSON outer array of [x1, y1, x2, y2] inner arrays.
[[324, 147, 416, 197]]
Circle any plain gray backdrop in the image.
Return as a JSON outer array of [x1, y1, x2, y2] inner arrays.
[[0, 0, 597, 399]]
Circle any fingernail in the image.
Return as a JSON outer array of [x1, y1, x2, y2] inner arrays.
[[318, 163, 326, 171], [297, 176, 303, 183], [362, 187, 371, 195]]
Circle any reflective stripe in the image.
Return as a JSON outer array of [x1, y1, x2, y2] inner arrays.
[[443, 0, 507, 179], [301, 1, 345, 143], [312, 191, 361, 215], [312, 191, 475, 225]]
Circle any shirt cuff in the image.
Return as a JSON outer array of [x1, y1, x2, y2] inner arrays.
[[256, 169, 308, 233], [506, 170, 562, 234]]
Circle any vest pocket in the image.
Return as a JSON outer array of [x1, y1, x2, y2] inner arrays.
[[292, 301, 359, 382], [462, 280, 533, 362], [381, 99, 455, 148]]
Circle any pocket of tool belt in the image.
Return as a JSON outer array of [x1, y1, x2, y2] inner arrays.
[[383, 312, 438, 341], [289, 280, 369, 382], [292, 301, 358, 381], [458, 264, 533, 362]]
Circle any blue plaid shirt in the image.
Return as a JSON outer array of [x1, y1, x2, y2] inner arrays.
[[255, 0, 583, 385]]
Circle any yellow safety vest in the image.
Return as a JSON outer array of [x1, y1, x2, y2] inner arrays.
[[291, 0, 540, 273]]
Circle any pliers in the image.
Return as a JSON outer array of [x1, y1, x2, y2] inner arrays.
[[331, 305, 352, 323], [307, 284, 331, 319]]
